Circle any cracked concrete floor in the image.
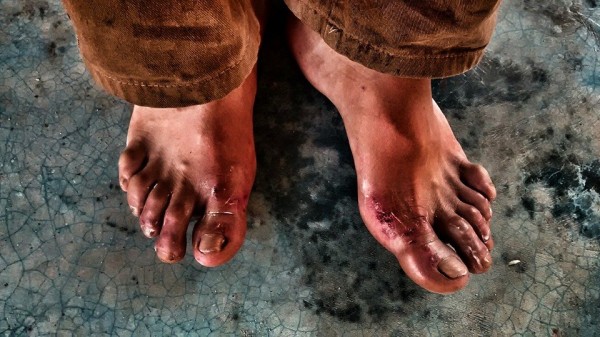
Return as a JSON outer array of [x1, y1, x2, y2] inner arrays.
[[1, 0, 600, 336]]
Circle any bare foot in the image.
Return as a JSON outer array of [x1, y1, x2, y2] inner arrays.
[[118, 68, 257, 267], [288, 18, 497, 294]]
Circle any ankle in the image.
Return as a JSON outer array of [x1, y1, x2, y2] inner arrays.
[[341, 81, 435, 126]]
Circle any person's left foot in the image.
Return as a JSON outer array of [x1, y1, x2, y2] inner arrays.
[[119, 68, 257, 266], [288, 17, 497, 294]]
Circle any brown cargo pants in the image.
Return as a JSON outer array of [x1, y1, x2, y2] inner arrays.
[[62, 0, 501, 108]]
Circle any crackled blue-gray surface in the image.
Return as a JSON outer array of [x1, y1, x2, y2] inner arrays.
[[1, 0, 600, 336]]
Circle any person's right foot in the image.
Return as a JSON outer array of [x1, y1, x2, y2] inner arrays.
[[119, 68, 257, 267], [288, 17, 496, 294]]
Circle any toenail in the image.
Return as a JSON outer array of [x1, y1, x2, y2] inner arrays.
[[198, 233, 226, 254], [438, 256, 468, 279], [484, 256, 491, 266], [482, 233, 490, 242], [156, 249, 177, 262], [130, 206, 139, 216], [142, 226, 156, 238]]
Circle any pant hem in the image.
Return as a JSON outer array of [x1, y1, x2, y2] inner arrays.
[[285, 0, 488, 78], [82, 50, 257, 108]]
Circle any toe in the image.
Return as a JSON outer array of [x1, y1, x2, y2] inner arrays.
[[457, 184, 492, 221], [456, 202, 491, 244], [154, 189, 195, 263], [125, 165, 157, 217], [361, 200, 469, 294], [139, 183, 171, 238], [460, 163, 496, 201], [118, 141, 147, 191], [192, 199, 247, 267], [483, 236, 495, 251], [438, 215, 492, 274], [395, 228, 470, 294]]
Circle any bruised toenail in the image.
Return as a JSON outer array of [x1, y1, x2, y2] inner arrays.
[[198, 233, 226, 254], [438, 256, 468, 279]]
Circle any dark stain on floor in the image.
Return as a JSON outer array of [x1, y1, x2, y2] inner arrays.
[[524, 150, 600, 239], [19, 0, 50, 20], [433, 56, 549, 111], [521, 196, 536, 220], [105, 220, 136, 236], [253, 13, 424, 323]]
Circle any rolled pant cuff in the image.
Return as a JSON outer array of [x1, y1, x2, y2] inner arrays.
[[62, 0, 261, 108], [285, 0, 496, 79], [82, 51, 257, 108], [305, 20, 486, 78]]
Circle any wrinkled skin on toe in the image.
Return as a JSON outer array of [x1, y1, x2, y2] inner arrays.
[[118, 68, 257, 267], [288, 17, 496, 294]]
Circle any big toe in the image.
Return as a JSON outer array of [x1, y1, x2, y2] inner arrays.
[[394, 228, 470, 294], [362, 202, 470, 294], [192, 207, 247, 268]]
